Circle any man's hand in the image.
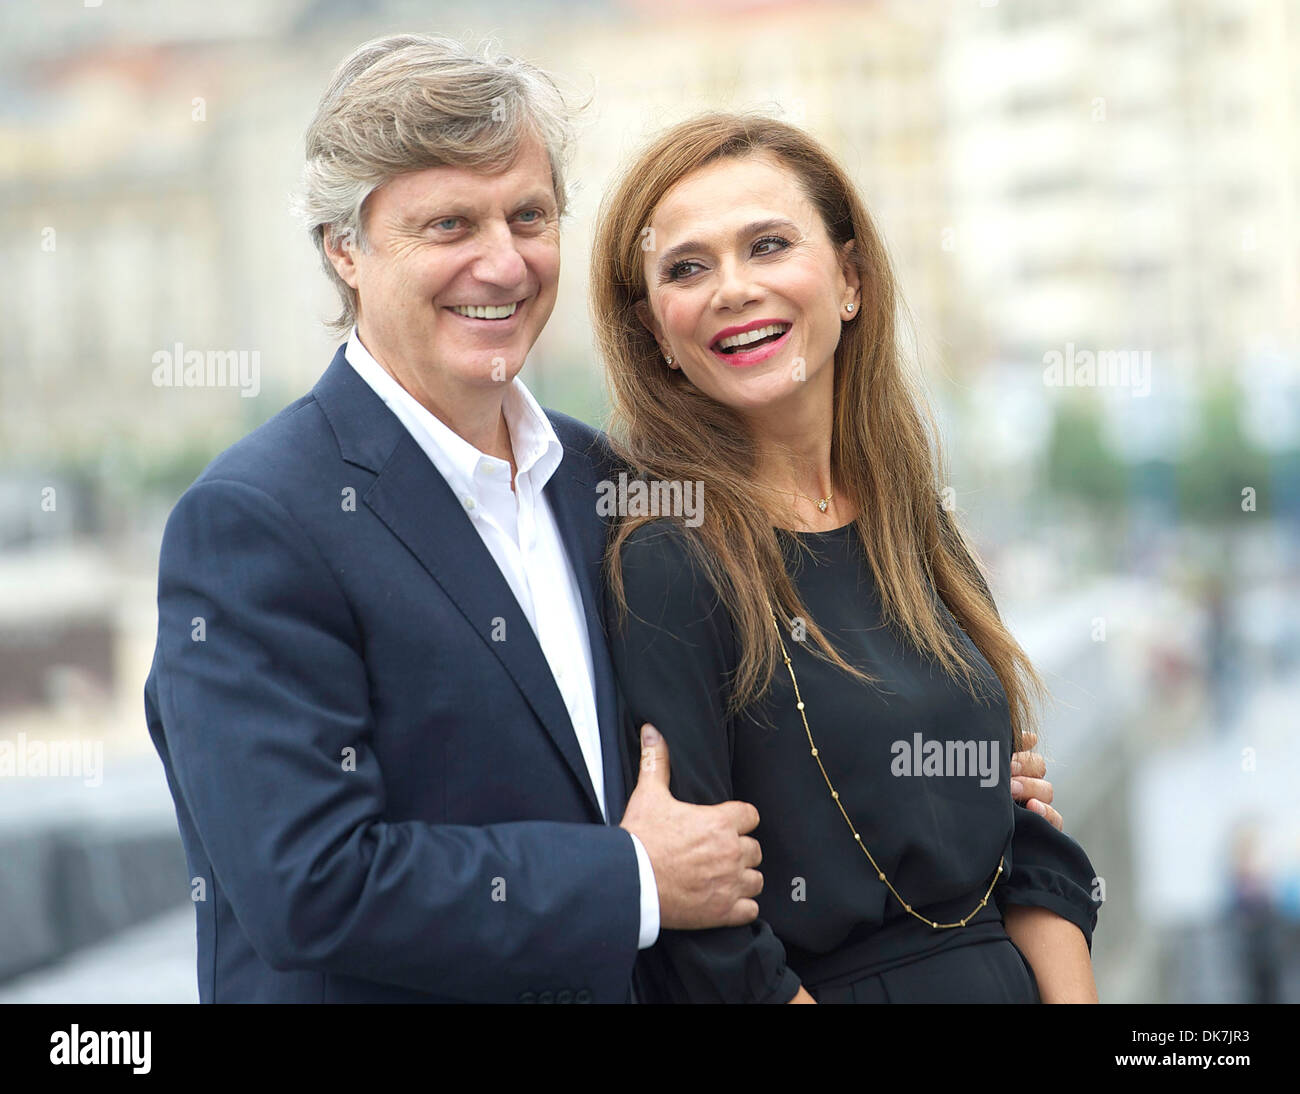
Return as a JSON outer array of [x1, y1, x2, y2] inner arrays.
[[619, 724, 764, 930], [1011, 730, 1063, 831]]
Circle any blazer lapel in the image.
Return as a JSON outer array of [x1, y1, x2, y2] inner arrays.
[[543, 432, 629, 822], [312, 350, 605, 821]]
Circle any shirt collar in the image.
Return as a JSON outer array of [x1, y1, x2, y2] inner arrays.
[[343, 326, 564, 494]]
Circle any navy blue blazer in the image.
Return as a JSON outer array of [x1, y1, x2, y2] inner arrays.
[[144, 346, 642, 1003]]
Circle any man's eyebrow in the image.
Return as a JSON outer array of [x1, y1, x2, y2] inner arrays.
[[655, 217, 800, 272], [398, 203, 474, 228], [509, 190, 558, 213], [402, 192, 557, 227]]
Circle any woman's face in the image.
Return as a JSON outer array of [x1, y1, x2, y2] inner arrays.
[[635, 152, 859, 418]]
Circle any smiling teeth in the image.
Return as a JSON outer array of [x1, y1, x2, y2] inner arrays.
[[716, 323, 790, 351], [451, 302, 518, 319]]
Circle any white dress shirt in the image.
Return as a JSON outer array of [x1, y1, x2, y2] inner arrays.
[[345, 328, 659, 949]]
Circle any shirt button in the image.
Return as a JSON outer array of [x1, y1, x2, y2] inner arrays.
[[463, 497, 476, 510]]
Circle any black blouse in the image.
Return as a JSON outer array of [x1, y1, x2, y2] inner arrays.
[[607, 518, 1101, 1004]]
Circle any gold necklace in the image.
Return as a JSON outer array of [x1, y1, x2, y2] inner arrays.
[[797, 490, 833, 513], [769, 609, 1004, 929]]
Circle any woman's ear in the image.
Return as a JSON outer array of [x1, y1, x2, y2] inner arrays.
[[634, 298, 675, 366], [839, 238, 861, 314]]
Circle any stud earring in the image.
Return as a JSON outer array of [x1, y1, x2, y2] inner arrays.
[[664, 354, 675, 366], [845, 303, 855, 313]]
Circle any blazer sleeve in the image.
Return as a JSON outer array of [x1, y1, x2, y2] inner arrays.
[[997, 802, 1102, 951], [606, 520, 802, 1004], [149, 476, 640, 1002]]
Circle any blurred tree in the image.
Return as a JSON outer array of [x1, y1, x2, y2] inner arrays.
[[1044, 393, 1127, 511], [1177, 378, 1271, 523]]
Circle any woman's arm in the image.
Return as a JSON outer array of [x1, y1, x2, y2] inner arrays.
[[607, 519, 804, 1004], [996, 799, 1103, 1003], [1004, 905, 1098, 1003]]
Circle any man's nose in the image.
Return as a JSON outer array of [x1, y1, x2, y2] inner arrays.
[[471, 221, 528, 287]]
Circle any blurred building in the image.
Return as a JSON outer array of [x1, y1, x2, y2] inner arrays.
[[942, 0, 1299, 486]]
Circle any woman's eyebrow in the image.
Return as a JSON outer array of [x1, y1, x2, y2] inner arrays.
[[655, 217, 800, 273]]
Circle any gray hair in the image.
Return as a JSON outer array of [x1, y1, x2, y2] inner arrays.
[[293, 33, 582, 335]]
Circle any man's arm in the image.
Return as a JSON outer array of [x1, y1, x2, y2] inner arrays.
[[153, 477, 642, 1002]]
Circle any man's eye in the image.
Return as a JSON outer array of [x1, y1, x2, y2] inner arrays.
[[754, 232, 790, 253], [431, 218, 462, 231], [516, 209, 543, 224]]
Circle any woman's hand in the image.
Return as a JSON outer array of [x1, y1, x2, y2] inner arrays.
[[1012, 731, 1064, 831]]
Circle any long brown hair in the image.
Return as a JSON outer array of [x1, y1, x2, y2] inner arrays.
[[592, 112, 1045, 750]]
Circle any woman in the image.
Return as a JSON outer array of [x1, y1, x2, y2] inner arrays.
[[592, 113, 1101, 1003]]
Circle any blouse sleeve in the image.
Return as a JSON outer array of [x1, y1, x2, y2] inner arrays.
[[997, 802, 1102, 952], [939, 500, 1102, 949], [606, 520, 803, 1004]]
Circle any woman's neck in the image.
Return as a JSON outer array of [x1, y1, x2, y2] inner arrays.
[[746, 399, 853, 533]]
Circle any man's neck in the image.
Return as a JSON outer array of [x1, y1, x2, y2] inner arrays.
[[356, 326, 515, 464], [427, 392, 513, 465]]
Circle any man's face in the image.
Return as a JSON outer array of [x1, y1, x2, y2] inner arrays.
[[327, 134, 560, 413]]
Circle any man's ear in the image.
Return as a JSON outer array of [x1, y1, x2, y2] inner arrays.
[[324, 227, 360, 291], [839, 238, 861, 312], [633, 298, 672, 362]]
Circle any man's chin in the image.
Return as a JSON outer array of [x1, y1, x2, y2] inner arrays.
[[460, 350, 526, 388]]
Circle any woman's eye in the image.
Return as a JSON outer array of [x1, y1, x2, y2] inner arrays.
[[754, 232, 790, 253], [666, 260, 701, 282]]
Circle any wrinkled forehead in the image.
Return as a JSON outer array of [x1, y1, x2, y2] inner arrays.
[[366, 135, 559, 225], [650, 151, 816, 236]]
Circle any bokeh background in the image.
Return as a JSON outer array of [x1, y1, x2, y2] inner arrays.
[[2, 0, 1297, 1003]]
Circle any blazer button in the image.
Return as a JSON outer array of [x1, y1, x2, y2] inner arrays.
[[575, 989, 592, 1004], [538, 991, 554, 1004], [556, 989, 573, 1004], [518, 991, 536, 1003]]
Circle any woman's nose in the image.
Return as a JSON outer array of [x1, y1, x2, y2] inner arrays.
[[711, 260, 762, 312]]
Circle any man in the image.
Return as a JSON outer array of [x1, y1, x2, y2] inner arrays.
[[144, 33, 1060, 1003]]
